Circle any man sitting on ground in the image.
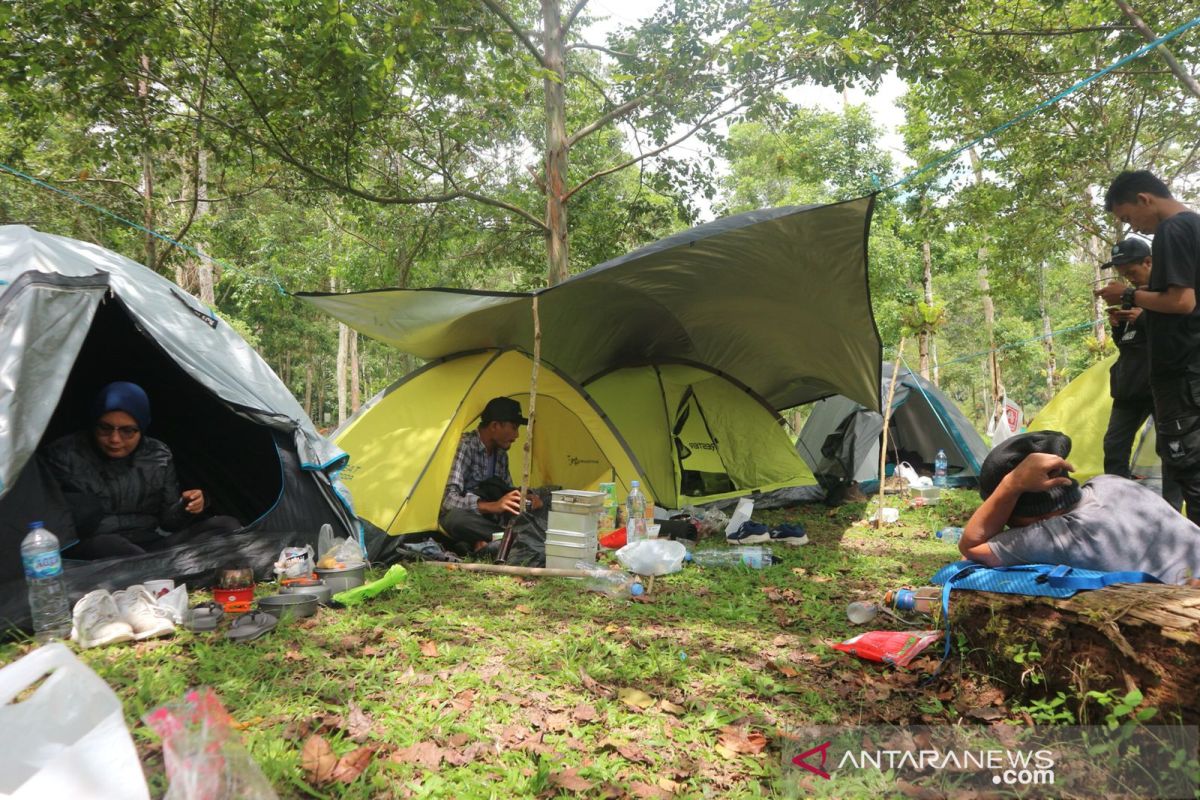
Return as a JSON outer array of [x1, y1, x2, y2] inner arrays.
[[43, 381, 240, 559], [960, 430, 1200, 584], [440, 397, 543, 554]]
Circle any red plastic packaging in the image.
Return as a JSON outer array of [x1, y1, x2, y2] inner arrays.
[[832, 630, 942, 668], [599, 528, 627, 549]]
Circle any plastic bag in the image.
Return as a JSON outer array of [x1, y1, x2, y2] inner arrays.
[[723, 497, 755, 536], [144, 686, 278, 800], [273, 545, 315, 579], [615, 539, 687, 576], [316, 530, 365, 569], [0, 643, 150, 799], [832, 630, 942, 668]]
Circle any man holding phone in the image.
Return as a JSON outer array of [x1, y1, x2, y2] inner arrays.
[[1096, 170, 1200, 523]]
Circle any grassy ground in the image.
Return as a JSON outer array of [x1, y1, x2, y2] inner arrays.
[[0, 490, 1139, 798]]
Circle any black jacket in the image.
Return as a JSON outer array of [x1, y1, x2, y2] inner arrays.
[[1110, 314, 1152, 402], [42, 431, 189, 544]]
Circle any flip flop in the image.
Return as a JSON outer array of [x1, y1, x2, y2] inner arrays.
[[225, 610, 277, 642], [184, 601, 225, 632]]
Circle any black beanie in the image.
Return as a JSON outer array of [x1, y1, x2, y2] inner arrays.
[[978, 431, 1083, 518]]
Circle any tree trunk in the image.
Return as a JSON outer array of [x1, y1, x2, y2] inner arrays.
[[918, 240, 934, 380], [542, 0, 569, 286], [139, 55, 155, 270], [350, 328, 361, 413], [316, 358, 326, 427], [1039, 261, 1057, 400], [304, 360, 314, 419], [194, 149, 215, 306], [969, 148, 1002, 410]]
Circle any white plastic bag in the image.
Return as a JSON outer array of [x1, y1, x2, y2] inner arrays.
[[0, 643, 150, 799], [895, 462, 921, 487], [615, 539, 687, 576], [988, 394, 1023, 448], [723, 497, 755, 536]]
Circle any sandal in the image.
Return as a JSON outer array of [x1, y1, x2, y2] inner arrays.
[[225, 610, 278, 642], [184, 601, 225, 632]]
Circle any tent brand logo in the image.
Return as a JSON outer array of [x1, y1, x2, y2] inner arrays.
[[688, 441, 719, 451], [792, 741, 832, 779], [566, 455, 600, 466], [172, 290, 218, 329]]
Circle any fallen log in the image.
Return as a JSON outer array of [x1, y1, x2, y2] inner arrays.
[[950, 583, 1200, 723]]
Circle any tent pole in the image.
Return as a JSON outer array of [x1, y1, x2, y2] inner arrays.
[[499, 294, 541, 563], [876, 338, 906, 529]]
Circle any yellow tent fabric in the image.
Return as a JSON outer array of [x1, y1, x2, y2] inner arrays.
[[1028, 354, 1158, 480], [586, 364, 816, 507], [335, 350, 645, 535]]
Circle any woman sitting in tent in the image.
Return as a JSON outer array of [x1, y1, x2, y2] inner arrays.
[[42, 382, 240, 559]]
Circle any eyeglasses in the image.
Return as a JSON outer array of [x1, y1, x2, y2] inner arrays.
[[95, 422, 141, 440]]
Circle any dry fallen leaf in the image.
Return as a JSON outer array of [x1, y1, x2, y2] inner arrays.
[[580, 669, 614, 698], [657, 699, 686, 716], [617, 687, 656, 711], [544, 712, 572, 732], [599, 738, 652, 764], [345, 703, 375, 743], [549, 767, 594, 792], [715, 727, 768, 758], [419, 640, 439, 658], [447, 732, 471, 748], [571, 703, 598, 722], [629, 780, 672, 798], [389, 741, 444, 769], [451, 690, 475, 713], [657, 777, 681, 794], [514, 604, 532, 613], [301, 735, 337, 786], [331, 745, 378, 784]]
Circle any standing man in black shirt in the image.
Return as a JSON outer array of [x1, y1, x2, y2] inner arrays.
[[1097, 170, 1200, 523], [1100, 237, 1182, 508]]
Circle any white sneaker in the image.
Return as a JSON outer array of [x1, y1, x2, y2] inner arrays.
[[71, 590, 135, 649], [113, 585, 176, 640]]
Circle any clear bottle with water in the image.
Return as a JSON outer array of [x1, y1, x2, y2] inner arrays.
[[933, 449, 948, 487], [21, 521, 71, 641], [688, 545, 775, 569], [574, 561, 644, 598], [626, 481, 648, 544], [935, 526, 964, 544]]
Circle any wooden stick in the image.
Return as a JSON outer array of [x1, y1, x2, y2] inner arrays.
[[876, 338, 907, 529], [499, 294, 541, 563], [421, 561, 609, 579]]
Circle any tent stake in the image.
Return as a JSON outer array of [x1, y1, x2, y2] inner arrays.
[[499, 294, 541, 563], [876, 338, 906, 529]]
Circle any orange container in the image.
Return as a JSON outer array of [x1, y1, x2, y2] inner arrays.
[[213, 584, 255, 612]]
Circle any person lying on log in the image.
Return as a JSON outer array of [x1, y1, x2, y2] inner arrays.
[[960, 430, 1200, 585], [42, 381, 241, 560], [440, 396, 543, 557]]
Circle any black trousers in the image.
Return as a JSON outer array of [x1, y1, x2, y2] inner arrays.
[[66, 515, 242, 560], [439, 508, 503, 549], [1104, 398, 1183, 509], [1151, 374, 1200, 526]]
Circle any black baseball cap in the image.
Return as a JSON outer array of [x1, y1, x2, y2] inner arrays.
[[1102, 238, 1151, 268], [480, 396, 528, 425]]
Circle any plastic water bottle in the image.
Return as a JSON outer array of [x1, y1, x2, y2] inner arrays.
[[20, 521, 71, 641], [885, 586, 940, 614], [846, 600, 879, 624], [935, 526, 964, 544], [933, 449, 948, 487], [626, 481, 648, 544], [575, 562, 644, 598], [688, 545, 775, 569]]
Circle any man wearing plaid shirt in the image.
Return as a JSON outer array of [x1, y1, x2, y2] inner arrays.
[[440, 396, 543, 552]]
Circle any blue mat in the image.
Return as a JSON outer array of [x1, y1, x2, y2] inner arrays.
[[931, 561, 1159, 599]]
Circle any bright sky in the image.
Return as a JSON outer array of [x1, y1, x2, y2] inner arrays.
[[582, 0, 912, 217]]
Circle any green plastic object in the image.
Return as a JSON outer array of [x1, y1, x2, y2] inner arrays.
[[332, 564, 408, 606]]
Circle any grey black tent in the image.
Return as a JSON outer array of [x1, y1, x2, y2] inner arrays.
[[796, 364, 989, 499], [0, 226, 357, 629]]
